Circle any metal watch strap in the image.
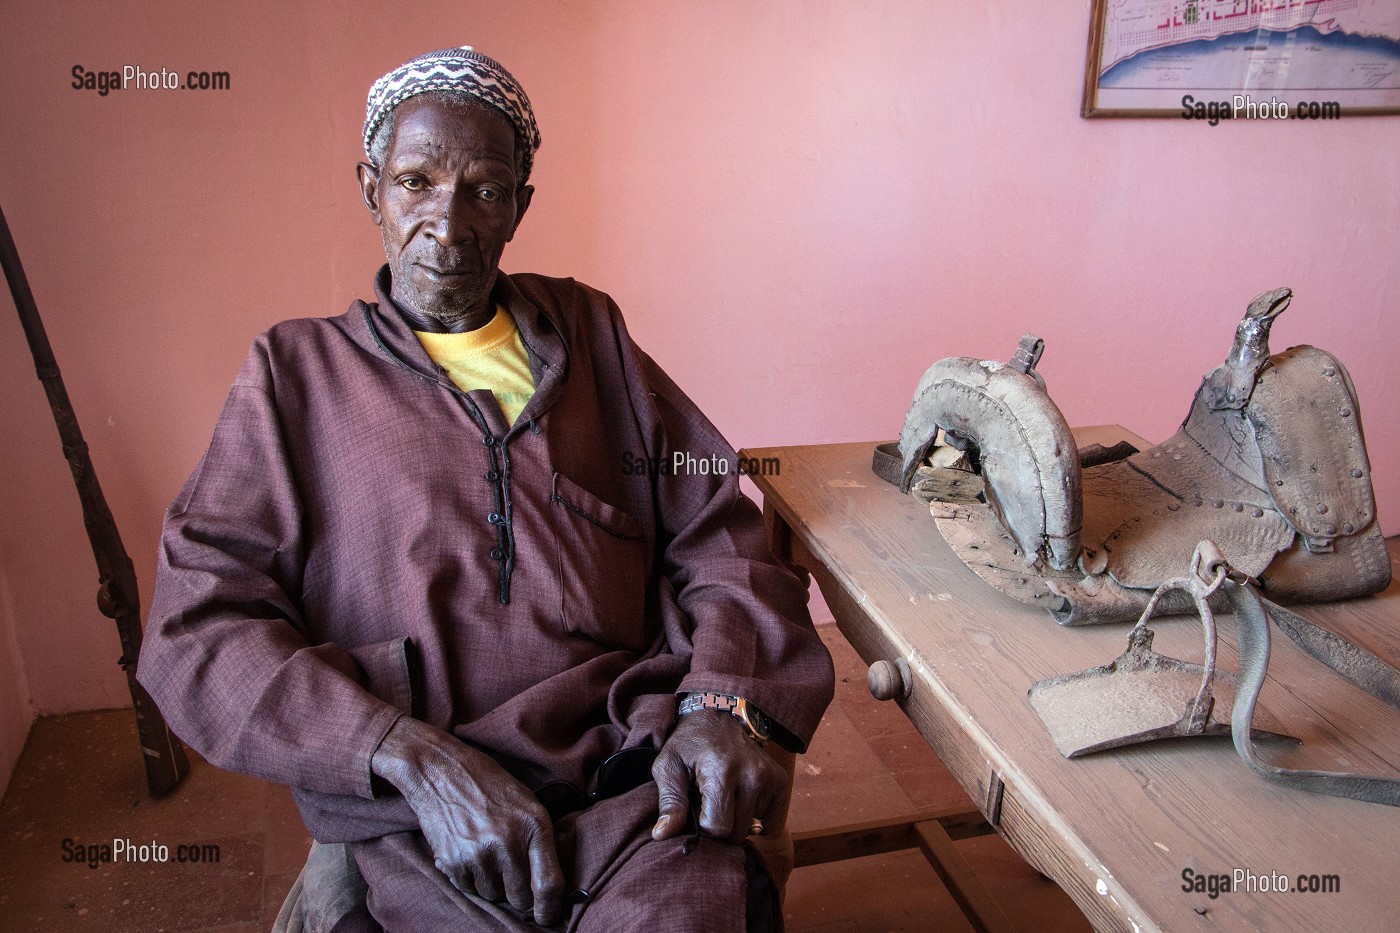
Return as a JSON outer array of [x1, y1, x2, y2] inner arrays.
[[678, 692, 770, 745]]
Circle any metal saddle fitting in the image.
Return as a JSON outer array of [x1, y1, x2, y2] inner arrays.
[[891, 286, 1390, 626], [1030, 541, 1400, 808], [1028, 542, 1292, 758], [1008, 334, 1046, 385]]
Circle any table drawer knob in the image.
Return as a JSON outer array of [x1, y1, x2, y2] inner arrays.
[[868, 658, 911, 701]]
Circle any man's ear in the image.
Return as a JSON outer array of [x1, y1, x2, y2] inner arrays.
[[357, 162, 383, 224], [508, 184, 534, 241]]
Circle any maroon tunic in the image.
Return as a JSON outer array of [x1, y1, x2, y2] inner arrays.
[[138, 267, 833, 929]]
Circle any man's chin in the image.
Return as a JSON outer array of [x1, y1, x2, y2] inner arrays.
[[395, 272, 493, 327]]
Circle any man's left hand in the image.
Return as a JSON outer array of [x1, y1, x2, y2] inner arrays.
[[650, 710, 786, 845]]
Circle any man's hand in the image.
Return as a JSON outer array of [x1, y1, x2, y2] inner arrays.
[[371, 717, 565, 926], [651, 709, 787, 844]]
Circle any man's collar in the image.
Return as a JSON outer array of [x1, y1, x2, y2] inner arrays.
[[361, 265, 569, 424], [365, 264, 435, 377], [488, 270, 569, 398]]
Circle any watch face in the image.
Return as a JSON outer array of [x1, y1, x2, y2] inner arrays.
[[742, 703, 771, 740]]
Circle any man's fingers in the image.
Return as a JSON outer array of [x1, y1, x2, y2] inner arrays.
[[696, 763, 738, 840], [753, 780, 778, 830], [468, 851, 506, 905], [501, 853, 535, 916], [651, 750, 692, 840], [436, 857, 474, 898], [528, 828, 566, 926], [727, 779, 764, 844]]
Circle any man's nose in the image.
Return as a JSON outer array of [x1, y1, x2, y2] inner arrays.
[[423, 186, 474, 246]]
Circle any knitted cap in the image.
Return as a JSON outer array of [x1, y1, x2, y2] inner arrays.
[[364, 46, 541, 181]]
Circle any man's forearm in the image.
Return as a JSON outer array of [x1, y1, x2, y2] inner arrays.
[[369, 715, 430, 792], [369, 716, 499, 804]]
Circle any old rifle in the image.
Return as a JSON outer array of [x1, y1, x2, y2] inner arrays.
[[0, 204, 189, 796]]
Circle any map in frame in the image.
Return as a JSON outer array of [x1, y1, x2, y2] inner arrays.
[[1083, 0, 1400, 116]]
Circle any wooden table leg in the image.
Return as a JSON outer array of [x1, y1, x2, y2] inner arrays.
[[761, 498, 807, 587], [764, 499, 1016, 931], [914, 819, 1021, 933]]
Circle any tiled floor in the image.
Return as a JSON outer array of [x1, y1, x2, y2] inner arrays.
[[0, 624, 1090, 931]]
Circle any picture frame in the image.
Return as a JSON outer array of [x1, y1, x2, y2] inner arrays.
[[1082, 0, 1400, 119]]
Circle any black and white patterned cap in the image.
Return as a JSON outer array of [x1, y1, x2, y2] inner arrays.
[[364, 46, 541, 182]]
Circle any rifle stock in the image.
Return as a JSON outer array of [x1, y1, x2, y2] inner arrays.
[[0, 203, 189, 797]]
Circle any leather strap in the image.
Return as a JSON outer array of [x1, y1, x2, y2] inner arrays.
[[871, 442, 903, 486], [1263, 597, 1400, 710], [1230, 581, 1400, 805]]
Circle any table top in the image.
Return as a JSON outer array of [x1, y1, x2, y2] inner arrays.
[[743, 432, 1400, 933]]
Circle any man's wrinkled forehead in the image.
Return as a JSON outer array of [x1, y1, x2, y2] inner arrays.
[[364, 46, 541, 182], [380, 96, 521, 173]]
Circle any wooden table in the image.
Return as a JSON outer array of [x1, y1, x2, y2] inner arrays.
[[743, 432, 1400, 933]]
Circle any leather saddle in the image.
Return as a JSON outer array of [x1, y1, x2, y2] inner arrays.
[[878, 288, 1400, 807], [885, 286, 1390, 625]]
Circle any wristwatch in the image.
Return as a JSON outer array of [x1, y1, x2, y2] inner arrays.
[[679, 692, 771, 745]]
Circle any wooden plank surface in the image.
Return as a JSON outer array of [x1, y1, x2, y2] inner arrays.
[[744, 433, 1400, 933]]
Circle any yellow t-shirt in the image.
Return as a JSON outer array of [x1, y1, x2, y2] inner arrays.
[[414, 307, 536, 425]]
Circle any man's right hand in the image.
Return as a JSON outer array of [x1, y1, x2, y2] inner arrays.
[[371, 717, 565, 927]]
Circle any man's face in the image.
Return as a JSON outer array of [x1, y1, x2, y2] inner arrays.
[[358, 94, 533, 331]]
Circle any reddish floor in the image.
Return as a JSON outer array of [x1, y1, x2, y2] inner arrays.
[[781, 625, 1090, 933], [0, 624, 1089, 932]]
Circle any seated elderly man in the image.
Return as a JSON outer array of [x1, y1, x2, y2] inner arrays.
[[138, 46, 833, 932]]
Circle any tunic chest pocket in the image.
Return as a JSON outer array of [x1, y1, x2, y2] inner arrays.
[[550, 472, 649, 651]]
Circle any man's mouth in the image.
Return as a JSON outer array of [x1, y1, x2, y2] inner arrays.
[[419, 264, 477, 280]]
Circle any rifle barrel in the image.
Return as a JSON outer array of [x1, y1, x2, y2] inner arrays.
[[0, 203, 188, 796]]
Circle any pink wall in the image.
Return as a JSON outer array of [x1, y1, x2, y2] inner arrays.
[[1, 2, 1396, 766], [0, 567, 34, 793]]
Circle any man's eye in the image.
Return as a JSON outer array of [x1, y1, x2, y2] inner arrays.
[[399, 177, 427, 192], [477, 187, 503, 202]]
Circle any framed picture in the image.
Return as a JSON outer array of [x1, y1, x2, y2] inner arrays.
[[1082, 0, 1400, 119]]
